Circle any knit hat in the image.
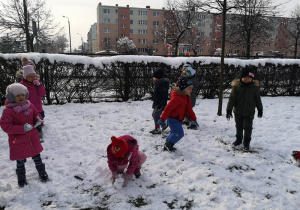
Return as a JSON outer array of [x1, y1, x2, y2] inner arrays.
[[6, 83, 29, 102], [241, 66, 256, 78], [182, 66, 196, 77], [110, 136, 129, 157], [21, 57, 36, 69], [153, 69, 164, 79], [178, 77, 193, 91], [23, 65, 36, 79]]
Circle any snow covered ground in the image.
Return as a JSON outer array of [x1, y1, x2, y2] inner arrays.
[[0, 96, 299, 209]]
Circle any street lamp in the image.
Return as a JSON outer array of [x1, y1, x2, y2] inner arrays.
[[62, 16, 72, 53], [77, 33, 84, 53]]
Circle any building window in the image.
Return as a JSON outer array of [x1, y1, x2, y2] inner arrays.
[[121, 14, 126, 19], [139, 11, 147, 15], [198, 14, 206, 19], [197, 32, 205, 36], [104, 37, 111, 43], [130, 10, 133, 15], [153, 39, 159, 44], [104, 28, 110, 33], [121, 24, 125, 28], [265, 43, 270, 47], [153, 21, 159, 26], [104, 18, 110, 24], [138, 20, 147, 25], [130, 20, 133, 24], [103, 9, 110, 13], [199, 49, 204, 53], [153, 30, 159, 35], [138, 30, 147, 34], [130, 29, 133, 34], [138, 48, 146, 52], [153, 12, 159, 16], [198, 23, 205, 27], [122, 34, 126, 37], [138, 39, 147, 44], [153, 48, 158, 53], [115, 9, 118, 14], [115, 19, 118, 24]]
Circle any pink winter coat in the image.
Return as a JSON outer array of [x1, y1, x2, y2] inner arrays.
[[0, 101, 43, 161], [20, 79, 46, 112], [107, 135, 139, 175]]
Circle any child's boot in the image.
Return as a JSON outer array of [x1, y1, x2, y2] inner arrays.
[[134, 167, 141, 178], [243, 138, 251, 151], [39, 131, 44, 143], [163, 141, 177, 152], [36, 163, 49, 182], [16, 166, 27, 187]]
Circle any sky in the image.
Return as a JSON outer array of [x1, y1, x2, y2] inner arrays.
[[48, 0, 299, 51], [0, 64, 299, 208]]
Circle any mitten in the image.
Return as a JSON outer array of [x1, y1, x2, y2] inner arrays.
[[226, 110, 233, 121], [34, 116, 44, 128], [33, 79, 41, 86], [187, 121, 199, 130], [24, 123, 33, 132], [258, 109, 263, 118], [122, 173, 132, 187], [111, 171, 118, 184], [157, 119, 165, 128]]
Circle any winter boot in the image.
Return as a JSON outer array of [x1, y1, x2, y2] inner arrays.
[[162, 123, 169, 131], [149, 128, 161, 134], [232, 140, 242, 146], [36, 163, 49, 182], [16, 167, 27, 187], [163, 141, 177, 152], [134, 167, 141, 178], [243, 138, 251, 152]]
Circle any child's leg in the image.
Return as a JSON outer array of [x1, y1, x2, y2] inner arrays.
[[32, 154, 48, 182], [234, 113, 243, 144], [16, 159, 27, 187], [116, 164, 128, 173], [166, 118, 184, 145], [152, 109, 163, 128], [243, 115, 254, 148], [134, 151, 147, 176]]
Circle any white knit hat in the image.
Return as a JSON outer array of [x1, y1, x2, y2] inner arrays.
[[23, 65, 36, 79], [6, 83, 29, 102]]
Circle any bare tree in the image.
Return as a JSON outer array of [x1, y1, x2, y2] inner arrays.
[[184, 27, 206, 56], [0, 0, 62, 52], [226, 0, 282, 58], [285, 5, 300, 58]]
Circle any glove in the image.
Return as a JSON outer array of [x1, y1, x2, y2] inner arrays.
[[157, 119, 165, 128], [258, 109, 263, 118], [226, 110, 233, 121], [111, 171, 118, 184], [34, 116, 44, 128], [122, 173, 132, 187], [24, 123, 33, 132], [33, 79, 41, 86], [187, 121, 199, 130]]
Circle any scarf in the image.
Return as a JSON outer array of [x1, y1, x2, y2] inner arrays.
[[6, 100, 32, 115]]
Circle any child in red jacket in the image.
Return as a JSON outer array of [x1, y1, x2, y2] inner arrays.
[[107, 135, 147, 187], [0, 83, 49, 187], [158, 77, 199, 152]]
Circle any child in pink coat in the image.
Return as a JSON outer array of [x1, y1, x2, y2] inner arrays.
[[0, 83, 49, 187], [20, 65, 46, 142], [107, 135, 147, 187]]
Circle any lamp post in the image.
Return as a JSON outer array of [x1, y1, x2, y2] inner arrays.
[[77, 33, 84, 53], [62, 16, 72, 53]]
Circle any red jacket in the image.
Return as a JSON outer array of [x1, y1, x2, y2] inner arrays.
[[0, 102, 43, 161], [160, 89, 196, 122], [20, 79, 46, 112], [107, 135, 139, 175]]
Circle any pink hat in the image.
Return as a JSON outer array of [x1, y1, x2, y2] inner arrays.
[[23, 65, 36, 79], [21, 56, 36, 69]]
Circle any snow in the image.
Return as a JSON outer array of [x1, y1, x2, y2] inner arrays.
[[1, 53, 300, 70], [0, 96, 299, 209]]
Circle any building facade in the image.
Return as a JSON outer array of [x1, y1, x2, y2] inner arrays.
[[87, 23, 98, 53]]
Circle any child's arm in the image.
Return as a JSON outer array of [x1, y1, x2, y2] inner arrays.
[[160, 98, 178, 121], [125, 149, 139, 175], [36, 84, 46, 97], [226, 86, 237, 111], [0, 110, 28, 135]]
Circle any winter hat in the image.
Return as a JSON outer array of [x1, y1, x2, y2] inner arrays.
[[241, 66, 256, 78], [110, 136, 129, 157], [182, 66, 196, 77], [21, 56, 36, 69], [178, 77, 193, 91], [6, 83, 29, 102], [153, 69, 164, 79], [23, 65, 36, 79], [182, 63, 191, 72]]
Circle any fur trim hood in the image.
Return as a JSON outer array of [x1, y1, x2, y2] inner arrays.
[[232, 79, 259, 87]]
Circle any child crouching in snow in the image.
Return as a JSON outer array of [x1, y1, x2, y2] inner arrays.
[[107, 135, 147, 187], [0, 83, 49, 187]]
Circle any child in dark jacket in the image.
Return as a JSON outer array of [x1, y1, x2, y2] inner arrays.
[[150, 69, 170, 134], [158, 77, 199, 152], [107, 135, 147, 187], [226, 66, 263, 151], [0, 83, 49, 187]]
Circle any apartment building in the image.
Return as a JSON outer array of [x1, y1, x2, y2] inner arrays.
[[87, 23, 98, 53], [96, 3, 298, 57]]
